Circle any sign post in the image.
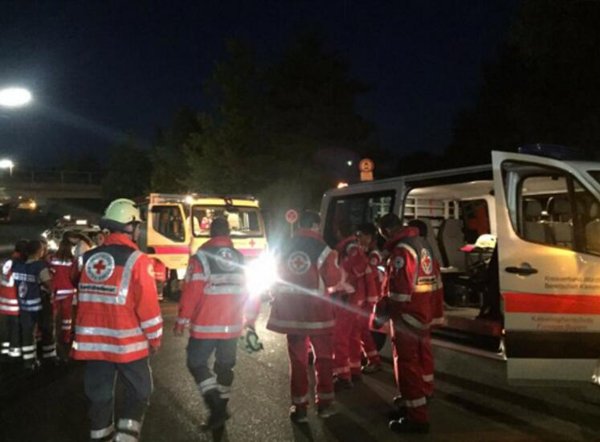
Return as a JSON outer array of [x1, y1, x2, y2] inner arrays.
[[285, 209, 299, 237], [359, 158, 374, 182]]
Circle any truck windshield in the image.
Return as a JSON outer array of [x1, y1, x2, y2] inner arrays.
[[191, 206, 264, 237]]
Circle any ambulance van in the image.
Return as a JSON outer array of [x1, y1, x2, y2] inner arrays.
[[320, 146, 600, 383], [138, 194, 269, 295]]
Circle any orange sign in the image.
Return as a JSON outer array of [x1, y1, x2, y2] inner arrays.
[[359, 158, 374, 172]]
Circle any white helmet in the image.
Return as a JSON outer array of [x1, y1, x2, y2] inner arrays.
[[101, 198, 142, 232]]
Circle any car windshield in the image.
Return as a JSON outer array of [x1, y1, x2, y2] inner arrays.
[[191, 206, 264, 237]]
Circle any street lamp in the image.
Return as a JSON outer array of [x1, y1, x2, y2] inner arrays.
[[0, 159, 14, 176], [347, 160, 353, 166], [0, 87, 32, 108]]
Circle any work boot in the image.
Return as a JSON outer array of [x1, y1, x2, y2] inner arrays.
[[115, 418, 142, 441], [289, 405, 308, 424], [361, 363, 382, 374], [389, 417, 430, 434], [201, 391, 228, 431], [317, 402, 339, 419], [333, 377, 353, 392]]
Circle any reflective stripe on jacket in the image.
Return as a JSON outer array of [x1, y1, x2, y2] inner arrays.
[[0, 258, 19, 316]]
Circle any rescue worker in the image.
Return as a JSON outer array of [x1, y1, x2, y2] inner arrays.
[[375, 213, 440, 434], [267, 210, 342, 423], [174, 217, 255, 431], [332, 219, 369, 389], [71, 199, 163, 442], [356, 223, 383, 373], [151, 258, 166, 302], [0, 240, 28, 360], [49, 235, 77, 347], [407, 219, 444, 400], [13, 240, 58, 371]]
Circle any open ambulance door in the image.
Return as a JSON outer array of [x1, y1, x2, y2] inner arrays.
[[147, 199, 190, 274], [493, 150, 600, 383]]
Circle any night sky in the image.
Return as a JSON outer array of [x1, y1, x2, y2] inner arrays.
[[0, 1, 520, 168]]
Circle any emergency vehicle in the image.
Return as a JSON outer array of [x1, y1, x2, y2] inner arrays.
[[321, 146, 600, 383], [137, 194, 269, 296]]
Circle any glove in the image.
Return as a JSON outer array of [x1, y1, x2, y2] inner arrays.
[[239, 327, 264, 354]]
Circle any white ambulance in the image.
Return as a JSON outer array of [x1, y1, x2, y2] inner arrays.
[[320, 146, 600, 383]]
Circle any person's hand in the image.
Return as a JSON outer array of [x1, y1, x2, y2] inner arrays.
[[173, 322, 185, 337]]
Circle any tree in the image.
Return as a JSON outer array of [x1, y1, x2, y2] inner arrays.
[[102, 137, 152, 200], [447, 0, 600, 166], [150, 107, 201, 192]]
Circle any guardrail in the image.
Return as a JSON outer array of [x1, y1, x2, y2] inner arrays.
[[0, 170, 101, 185]]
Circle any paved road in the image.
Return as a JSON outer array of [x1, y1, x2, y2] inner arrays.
[[1, 301, 600, 442]]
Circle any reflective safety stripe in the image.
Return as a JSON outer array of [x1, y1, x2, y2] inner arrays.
[[0, 278, 14, 287], [204, 284, 245, 295], [191, 273, 208, 282], [208, 273, 245, 284], [414, 284, 435, 293], [194, 252, 212, 278], [267, 318, 335, 330], [217, 384, 232, 399], [145, 329, 163, 340], [191, 324, 243, 334], [401, 314, 429, 330], [366, 350, 379, 357], [404, 397, 427, 408], [333, 366, 350, 374], [140, 315, 162, 329], [118, 251, 142, 303], [43, 350, 58, 358], [72, 341, 148, 354], [199, 377, 218, 394], [22, 345, 35, 352], [396, 243, 417, 260], [79, 283, 118, 294], [8, 348, 21, 357], [389, 292, 411, 302], [422, 374, 434, 382], [62, 319, 73, 324], [1, 342, 8, 347], [292, 394, 310, 404], [21, 298, 42, 305], [42, 344, 56, 351], [76, 325, 144, 338], [51, 260, 73, 266], [316, 392, 335, 401], [177, 318, 190, 325], [117, 418, 141, 433], [272, 284, 319, 297], [22, 352, 36, 360], [91, 424, 115, 439], [13, 273, 36, 282], [0, 305, 19, 312], [56, 289, 76, 295], [77, 256, 84, 272], [317, 246, 333, 270]]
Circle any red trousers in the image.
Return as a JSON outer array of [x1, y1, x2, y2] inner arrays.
[[421, 331, 434, 396], [333, 304, 362, 378], [287, 334, 335, 408], [54, 296, 73, 344], [360, 303, 381, 366], [391, 320, 429, 423]]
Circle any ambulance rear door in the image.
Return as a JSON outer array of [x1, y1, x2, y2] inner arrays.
[[492, 150, 600, 382]]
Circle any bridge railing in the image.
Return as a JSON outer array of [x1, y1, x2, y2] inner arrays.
[[0, 170, 101, 185]]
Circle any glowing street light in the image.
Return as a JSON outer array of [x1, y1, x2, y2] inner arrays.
[[0, 159, 14, 176], [347, 160, 353, 166], [0, 87, 32, 108]]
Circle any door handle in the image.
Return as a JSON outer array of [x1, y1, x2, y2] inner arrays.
[[505, 266, 538, 276]]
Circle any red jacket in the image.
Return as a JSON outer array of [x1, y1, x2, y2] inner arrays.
[[49, 255, 77, 301], [365, 247, 385, 304], [334, 236, 369, 305], [267, 228, 341, 335], [71, 233, 163, 363], [381, 227, 442, 331], [0, 254, 20, 316], [151, 258, 167, 282], [177, 236, 254, 339]]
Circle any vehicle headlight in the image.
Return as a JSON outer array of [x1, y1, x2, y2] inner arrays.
[[245, 252, 278, 298]]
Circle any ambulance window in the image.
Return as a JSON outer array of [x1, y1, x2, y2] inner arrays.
[[151, 206, 185, 242], [324, 191, 394, 246], [191, 206, 263, 237], [504, 162, 600, 255], [461, 200, 490, 244]]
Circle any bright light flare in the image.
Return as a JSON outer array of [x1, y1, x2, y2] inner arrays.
[[0, 87, 32, 108], [245, 252, 278, 298], [0, 159, 14, 169], [185, 195, 194, 205], [337, 181, 349, 189]]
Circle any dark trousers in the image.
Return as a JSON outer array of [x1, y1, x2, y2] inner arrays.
[[20, 297, 56, 363], [1, 315, 21, 357], [84, 357, 153, 440], [187, 337, 237, 400]]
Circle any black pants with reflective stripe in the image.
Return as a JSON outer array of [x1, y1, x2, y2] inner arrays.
[[84, 357, 153, 435], [20, 298, 55, 361], [187, 338, 237, 395], [2, 315, 20, 354]]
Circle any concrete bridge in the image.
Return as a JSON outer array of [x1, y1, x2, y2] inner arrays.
[[0, 169, 103, 200]]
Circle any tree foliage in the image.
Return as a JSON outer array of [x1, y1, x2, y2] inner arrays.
[[102, 137, 151, 200], [447, 0, 600, 166]]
